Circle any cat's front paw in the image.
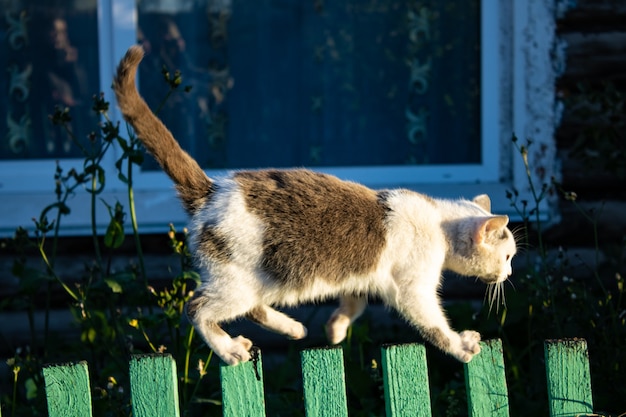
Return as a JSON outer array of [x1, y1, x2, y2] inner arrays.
[[453, 330, 481, 363], [221, 335, 253, 366]]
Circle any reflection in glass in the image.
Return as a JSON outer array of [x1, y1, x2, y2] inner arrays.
[[0, 1, 100, 160], [137, 0, 481, 171]]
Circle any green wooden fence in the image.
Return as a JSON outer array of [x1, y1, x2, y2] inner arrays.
[[9, 338, 595, 416]]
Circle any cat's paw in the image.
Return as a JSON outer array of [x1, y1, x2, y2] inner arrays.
[[453, 330, 481, 363], [325, 315, 350, 345], [221, 335, 253, 366], [287, 323, 308, 340]]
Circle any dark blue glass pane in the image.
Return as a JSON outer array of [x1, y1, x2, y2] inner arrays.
[[0, 2, 100, 160], [137, 0, 480, 171]]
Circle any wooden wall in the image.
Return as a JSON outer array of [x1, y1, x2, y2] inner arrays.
[[548, 0, 626, 243]]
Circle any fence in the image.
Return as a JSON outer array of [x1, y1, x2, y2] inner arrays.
[[30, 338, 593, 416]]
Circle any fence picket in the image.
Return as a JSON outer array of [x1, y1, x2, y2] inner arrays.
[[34, 338, 597, 416], [381, 343, 432, 417], [42, 361, 92, 417], [129, 354, 180, 417], [464, 339, 510, 417], [220, 347, 266, 417], [301, 346, 348, 417], [544, 339, 594, 417]]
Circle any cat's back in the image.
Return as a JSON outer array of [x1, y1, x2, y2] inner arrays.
[[233, 169, 380, 214], [231, 169, 387, 243], [194, 169, 390, 287]]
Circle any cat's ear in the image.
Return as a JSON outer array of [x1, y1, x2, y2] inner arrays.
[[474, 215, 509, 244], [472, 194, 491, 212]]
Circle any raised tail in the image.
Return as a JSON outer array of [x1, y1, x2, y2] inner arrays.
[[113, 45, 213, 215]]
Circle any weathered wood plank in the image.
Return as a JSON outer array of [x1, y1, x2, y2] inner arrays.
[[129, 354, 180, 417], [559, 31, 626, 83], [220, 347, 266, 417], [381, 343, 431, 417], [301, 347, 348, 417], [544, 339, 593, 417], [558, 0, 626, 32], [464, 339, 510, 417], [43, 361, 92, 417]]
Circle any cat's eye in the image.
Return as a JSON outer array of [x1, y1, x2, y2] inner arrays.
[[505, 255, 511, 261]]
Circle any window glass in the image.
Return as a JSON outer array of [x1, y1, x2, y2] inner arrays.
[[137, 0, 480, 171], [0, 0, 100, 161]]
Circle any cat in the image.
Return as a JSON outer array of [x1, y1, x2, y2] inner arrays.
[[113, 45, 517, 365]]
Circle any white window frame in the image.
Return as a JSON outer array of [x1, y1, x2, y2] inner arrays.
[[0, 0, 558, 237]]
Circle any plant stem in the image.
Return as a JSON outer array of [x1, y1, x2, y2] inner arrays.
[[140, 324, 158, 353], [12, 366, 19, 417], [514, 139, 563, 336], [90, 173, 103, 267], [155, 90, 174, 116], [126, 155, 154, 315], [38, 238, 79, 301], [182, 325, 195, 406], [184, 350, 214, 415], [45, 190, 66, 349], [126, 156, 147, 288]]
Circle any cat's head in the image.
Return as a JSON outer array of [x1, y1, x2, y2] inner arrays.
[[446, 195, 517, 284]]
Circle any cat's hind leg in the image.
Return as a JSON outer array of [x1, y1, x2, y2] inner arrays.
[[325, 295, 367, 344], [246, 305, 308, 339], [186, 288, 256, 366]]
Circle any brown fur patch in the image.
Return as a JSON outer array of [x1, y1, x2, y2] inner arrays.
[[195, 223, 232, 262], [246, 306, 268, 324], [235, 170, 388, 287], [185, 292, 205, 322], [376, 190, 393, 211]]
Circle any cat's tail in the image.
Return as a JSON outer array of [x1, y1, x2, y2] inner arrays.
[[113, 45, 214, 215]]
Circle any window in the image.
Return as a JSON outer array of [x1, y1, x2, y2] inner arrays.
[[1, 2, 100, 161], [0, 0, 557, 236], [138, 1, 482, 170]]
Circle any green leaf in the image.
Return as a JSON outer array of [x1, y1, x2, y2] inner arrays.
[[181, 270, 202, 287], [117, 136, 129, 150], [104, 220, 124, 249], [129, 149, 144, 165], [25, 377, 38, 400], [58, 202, 71, 215], [104, 277, 123, 293], [98, 167, 106, 189], [117, 171, 129, 185], [88, 327, 97, 343]]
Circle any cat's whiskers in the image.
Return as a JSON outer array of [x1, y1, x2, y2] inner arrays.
[[484, 280, 507, 314], [511, 224, 526, 240], [511, 226, 528, 253], [505, 277, 516, 292]]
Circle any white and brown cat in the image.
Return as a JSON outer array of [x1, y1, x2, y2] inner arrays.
[[113, 45, 516, 365]]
